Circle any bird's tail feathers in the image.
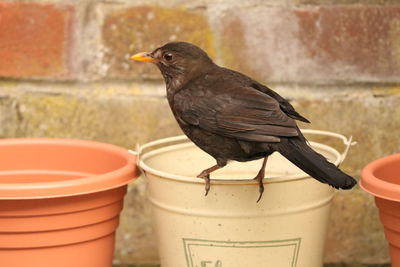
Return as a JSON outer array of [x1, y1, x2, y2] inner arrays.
[[276, 137, 357, 189]]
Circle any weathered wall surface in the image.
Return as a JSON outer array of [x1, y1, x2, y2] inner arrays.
[[1, 0, 400, 264]]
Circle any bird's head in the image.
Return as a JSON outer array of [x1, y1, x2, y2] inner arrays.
[[131, 42, 214, 89]]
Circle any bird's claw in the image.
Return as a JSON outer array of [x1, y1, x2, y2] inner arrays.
[[256, 182, 264, 203], [197, 173, 211, 196], [253, 174, 265, 203]]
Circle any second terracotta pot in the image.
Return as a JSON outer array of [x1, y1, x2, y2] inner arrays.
[[361, 153, 400, 266]]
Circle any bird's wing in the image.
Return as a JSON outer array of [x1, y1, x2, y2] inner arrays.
[[178, 88, 299, 143], [219, 68, 310, 123], [250, 82, 310, 123]]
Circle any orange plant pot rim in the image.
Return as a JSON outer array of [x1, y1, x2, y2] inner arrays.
[[0, 138, 138, 199], [361, 153, 400, 202]]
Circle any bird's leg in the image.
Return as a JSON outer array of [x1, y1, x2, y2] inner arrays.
[[197, 164, 223, 196], [253, 156, 268, 203]]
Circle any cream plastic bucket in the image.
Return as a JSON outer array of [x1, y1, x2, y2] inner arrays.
[[137, 130, 354, 267]]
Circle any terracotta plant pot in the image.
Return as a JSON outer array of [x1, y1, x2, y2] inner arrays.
[[0, 138, 138, 267], [361, 153, 400, 266]]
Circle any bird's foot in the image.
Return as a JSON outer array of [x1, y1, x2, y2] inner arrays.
[[253, 174, 265, 203], [197, 171, 211, 196], [256, 182, 264, 203]]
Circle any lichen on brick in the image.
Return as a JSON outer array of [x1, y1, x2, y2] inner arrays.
[[101, 5, 215, 79]]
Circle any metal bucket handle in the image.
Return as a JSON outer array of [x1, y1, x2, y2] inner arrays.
[[301, 129, 356, 165], [129, 135, 189, 175], [129, 129, 356, 172]]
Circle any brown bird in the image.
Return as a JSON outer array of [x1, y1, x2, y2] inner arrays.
[[131, 42, 357, 202]]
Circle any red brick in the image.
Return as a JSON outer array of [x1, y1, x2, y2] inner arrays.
[[220, 6, 400, 83], [0, 2, 75, 78], [101, 6, 214, 79]]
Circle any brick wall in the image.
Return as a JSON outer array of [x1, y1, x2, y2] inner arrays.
[[1, 0, 400, 265]]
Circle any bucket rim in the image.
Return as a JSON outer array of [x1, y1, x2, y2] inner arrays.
[[138, 129, 350, 185], [0, 138, 138, 199]]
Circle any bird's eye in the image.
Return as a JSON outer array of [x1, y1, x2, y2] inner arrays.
[[163, 53, 173, 61]]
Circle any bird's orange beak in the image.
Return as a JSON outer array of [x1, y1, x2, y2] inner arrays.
[[130, 52, 156, 62]]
